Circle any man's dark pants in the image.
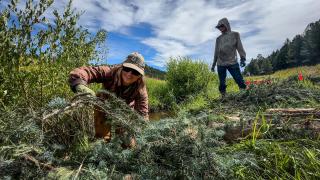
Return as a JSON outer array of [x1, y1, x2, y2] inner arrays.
[[217, 63, 246, 94]]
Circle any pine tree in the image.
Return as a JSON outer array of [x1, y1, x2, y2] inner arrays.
[[246, 19, 320, 75], [288, 35, 303, 67], [274, 39, 290, 70], [251, 59, 260, 75], [261, 59, 273, 74], [302, 21, 320, 65]]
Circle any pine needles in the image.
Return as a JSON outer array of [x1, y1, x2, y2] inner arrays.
[[1, 78, 320, 179], [210, 76, 320, 114], [0, 90, 146, 178]]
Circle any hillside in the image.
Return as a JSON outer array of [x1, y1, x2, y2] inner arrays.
[[145, 64, 166, 80]]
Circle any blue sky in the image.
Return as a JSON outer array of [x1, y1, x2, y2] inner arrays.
[[2, 0, 320, 70]]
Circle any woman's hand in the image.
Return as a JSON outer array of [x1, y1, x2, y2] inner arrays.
[[75, 84, 95, 96]]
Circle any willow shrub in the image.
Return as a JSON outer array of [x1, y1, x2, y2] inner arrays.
[[166, 57, 215, 103], [146, 78, 176, 111], [0, 0, 107, 109]]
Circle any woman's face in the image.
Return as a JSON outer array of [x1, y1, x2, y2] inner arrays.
[[121, 67, 141, 86]]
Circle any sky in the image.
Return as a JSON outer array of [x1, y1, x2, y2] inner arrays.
[[2, 0, 320, 70]]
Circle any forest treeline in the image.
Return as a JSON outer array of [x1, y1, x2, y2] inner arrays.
[[244, 19, 320, 75], [145, 65, 166, 80]]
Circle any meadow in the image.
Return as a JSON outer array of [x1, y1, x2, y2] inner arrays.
[[1, 1, 319, 178], [1, 61, 319, 179], [147, 64, 320, 115]]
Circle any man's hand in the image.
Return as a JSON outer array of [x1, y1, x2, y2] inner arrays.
[[75, 84, 95, 96], [240, 57, 246, 67]]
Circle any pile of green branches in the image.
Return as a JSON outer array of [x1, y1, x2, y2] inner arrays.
[[210, 76, 320, 113], [1, 84, 320, 179], [48, 110, 320, 180], [0, 90, 146, 178], [39, 90, 146, 147], [47, 112, 244, 179], [0, 90, 248, 179]]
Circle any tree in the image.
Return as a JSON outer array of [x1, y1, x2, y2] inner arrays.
[[287, 35, 303, 67], [245, 19, 320, 75], [166, 57, 213, 102], [301, 21, 320, 65], [260, 59, 273, 74], [244, 58, 254, 75], [250, 59, 260, 75], [273, 39, 290, 71], [0, 0, 107, 108], [244, 53, 273, 76], [270, 50, 279, 70]]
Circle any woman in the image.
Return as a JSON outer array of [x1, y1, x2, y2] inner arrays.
[[69, 52, 148, 148]]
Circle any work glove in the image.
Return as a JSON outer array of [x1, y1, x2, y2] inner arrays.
[[240, 57, 246, 67], [211, 65, 216, 72], [75, 84, 95, 96]]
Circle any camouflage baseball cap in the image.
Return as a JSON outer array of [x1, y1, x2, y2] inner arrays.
[[123, 52, 145, 76]]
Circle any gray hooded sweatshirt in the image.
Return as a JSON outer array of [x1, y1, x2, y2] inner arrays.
[[212, 18, 246, 67]]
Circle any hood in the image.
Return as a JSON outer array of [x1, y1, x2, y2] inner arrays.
[[216, 17, 231, 32]]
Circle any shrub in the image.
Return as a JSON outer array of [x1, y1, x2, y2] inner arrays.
[[0, 0, 107, 109], [166, 57, 213, 102], [146, 77, 176, 111]]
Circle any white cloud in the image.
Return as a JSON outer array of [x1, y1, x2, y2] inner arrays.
[[238, 0, 320, 59], [50, 0, 320, 67], [142, 38, 192, 66]]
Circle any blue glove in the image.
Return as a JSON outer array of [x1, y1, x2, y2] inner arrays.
[[240, 57, 246, 67]]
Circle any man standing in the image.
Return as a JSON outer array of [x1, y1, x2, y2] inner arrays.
[[211, 17, 246, 97]]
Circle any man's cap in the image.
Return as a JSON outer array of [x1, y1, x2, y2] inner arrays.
[[123, 52, 145, 75]]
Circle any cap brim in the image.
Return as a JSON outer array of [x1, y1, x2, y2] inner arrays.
[[123, 63, 144, 75]]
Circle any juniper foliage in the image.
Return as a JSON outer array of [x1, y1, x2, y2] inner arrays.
[[1, 78, 320, 179]]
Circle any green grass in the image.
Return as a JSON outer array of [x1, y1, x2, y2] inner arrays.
[[147, 64, 320, 114], [180, 94, 208, 112], [146, 77, 175, 112], [221, 139, 320, 179], [272, 64, 320, 79], [203, 65, 320, 179], [242, 64, 320, 86]]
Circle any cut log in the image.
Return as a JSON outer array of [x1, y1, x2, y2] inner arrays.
[[222, 108, 320, 142], [265, 108, 320, 117], [266, 108, 317, 113]]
